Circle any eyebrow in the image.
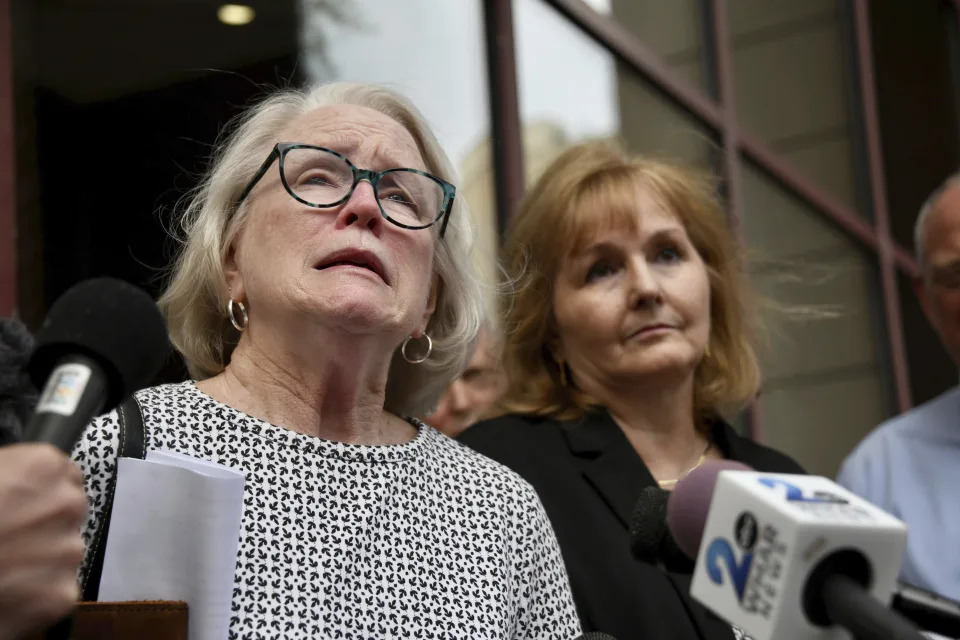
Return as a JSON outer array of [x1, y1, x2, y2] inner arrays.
[[647, 226, 687, 242], [572, 225, 686, 258]]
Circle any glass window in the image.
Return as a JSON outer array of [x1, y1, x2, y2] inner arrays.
[[610, 0, 715, 95], [616, 67, 718, 169], [513, 0, 718, 183], [514, 0, 620, 148], [304, 0, 500, 314], [742, 161, 894, 476], [307, 0, 490, 177], [729, 0, 865, 214]]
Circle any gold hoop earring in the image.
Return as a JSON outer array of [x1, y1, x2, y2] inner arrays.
[[228, 298, 248, 332], [401, 334, 433, 364]]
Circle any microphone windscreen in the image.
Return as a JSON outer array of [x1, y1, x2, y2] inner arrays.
[[666, 459, 753, 559], [629, 485, 669, 563], [28, 278, 169, 410], [0, 317, 37, 442], [659, 525, 696, 574]]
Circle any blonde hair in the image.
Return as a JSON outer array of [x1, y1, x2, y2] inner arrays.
[[159, 82, 483, 416], [498, 140, 760, 424]]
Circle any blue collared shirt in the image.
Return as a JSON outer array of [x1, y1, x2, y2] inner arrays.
[[837, 386, 960, 600]]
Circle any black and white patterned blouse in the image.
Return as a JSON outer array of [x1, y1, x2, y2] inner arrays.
[[73, 382, 581, 640]]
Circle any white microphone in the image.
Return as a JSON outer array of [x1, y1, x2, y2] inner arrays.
[[667, 460, 923, 640]]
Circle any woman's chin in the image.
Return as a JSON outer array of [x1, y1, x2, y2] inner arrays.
[[621, 353, 701, 381], [324, 304, 391, 329], [312, 301, 414, 339]]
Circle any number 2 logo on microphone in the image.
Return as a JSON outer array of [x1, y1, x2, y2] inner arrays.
[[705, 512, 758, 600]]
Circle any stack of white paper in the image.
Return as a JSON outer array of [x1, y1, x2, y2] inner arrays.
[[99, 450, 245, 640]]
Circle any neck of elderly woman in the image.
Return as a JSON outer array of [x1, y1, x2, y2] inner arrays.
[[197, 323, 415, 445]]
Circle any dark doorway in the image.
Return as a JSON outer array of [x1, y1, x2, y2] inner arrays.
[[15, 1, 301, 382]]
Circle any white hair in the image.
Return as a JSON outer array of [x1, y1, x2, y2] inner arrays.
[[159, 82, 483, 416], [915, 172, 960, 269]]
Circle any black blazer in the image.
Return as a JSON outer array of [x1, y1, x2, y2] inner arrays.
[[459, 409, 805, 640]]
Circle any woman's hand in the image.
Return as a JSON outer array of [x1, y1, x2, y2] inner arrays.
[[0, 444, 87, 640]]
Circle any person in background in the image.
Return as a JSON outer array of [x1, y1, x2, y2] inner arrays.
[[837, 173, 960, 601], [427, 325, 506, 438], [70, 82, 580, 639], [460, 141, 803, 640]]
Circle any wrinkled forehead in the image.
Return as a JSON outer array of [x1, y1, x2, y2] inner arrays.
[[279, 104, 427, 172]]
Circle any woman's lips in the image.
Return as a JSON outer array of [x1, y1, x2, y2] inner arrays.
[[629, 324, 675, 339]]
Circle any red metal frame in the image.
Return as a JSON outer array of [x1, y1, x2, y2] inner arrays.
[[546, 0, 726, 129], [710, 0, 742, 231], [0, 0, 16, 317], [541, 0, 919, 276], [483, 0, 526, 234], [708, 0, 765, 440], [517, 0, 922, 435], [0, 0, 928, 432], [851, 0, 912, 412]]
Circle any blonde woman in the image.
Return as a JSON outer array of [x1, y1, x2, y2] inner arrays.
[[461, 141, 802, 640]]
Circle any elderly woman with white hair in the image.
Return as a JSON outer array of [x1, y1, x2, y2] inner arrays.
[[71, 82, 580, 639]]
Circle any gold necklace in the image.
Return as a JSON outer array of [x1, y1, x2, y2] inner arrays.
[[657, 441, 712, 488]]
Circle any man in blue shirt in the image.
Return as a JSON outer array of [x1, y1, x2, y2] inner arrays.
[[837, 175, 960, 600]]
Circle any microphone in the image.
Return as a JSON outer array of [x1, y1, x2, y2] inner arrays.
[[892, 582, 960, 638], [666, 460, 753, 560], [666, 460, 922, 640], [629, 485, 694, 573], [665, 462, 960, 638], [0, 316, 38, 444], [24, 277, 169, 453]]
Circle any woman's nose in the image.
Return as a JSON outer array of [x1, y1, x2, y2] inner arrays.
[[628, 260, 663, 308], [334, 181, 383, 233]]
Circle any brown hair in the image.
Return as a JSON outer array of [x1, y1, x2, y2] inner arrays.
[[497, 140, 760, 423]]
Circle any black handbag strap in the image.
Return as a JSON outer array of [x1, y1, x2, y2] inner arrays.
[[45, 395, 148, 640], [80, 394, 147, 602]]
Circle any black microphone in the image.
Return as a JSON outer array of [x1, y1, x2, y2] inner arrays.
[[629, 485, 694, 574], [24, 278, 169, 453], [805, 551, 926, 640], [0, 316, 37, 444], [892, 581, 960, 638]]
